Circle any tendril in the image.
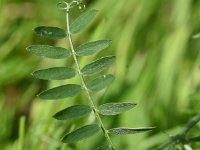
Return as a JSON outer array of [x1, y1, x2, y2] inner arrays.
[[57, 0, 85, 11], [57, 1, 69, 11]]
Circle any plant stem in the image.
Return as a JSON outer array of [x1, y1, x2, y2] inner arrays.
[[18, 116, 26, 150], [65, 10, 115, 150]]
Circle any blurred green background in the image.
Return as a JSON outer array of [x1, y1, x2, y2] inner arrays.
[[0, 0, 200, 150]]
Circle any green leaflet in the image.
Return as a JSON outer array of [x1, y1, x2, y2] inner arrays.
[[76, 40, 112, 56], [81, 56, 115, 76], [38, 84, 81, 100], [96, 145, 112, 150], [26, 45, 70, 59], [70, 9, 98, 34], [98, 102, 136, 116], [53, 105, 92, 120], [32, 67, 76, 80], [87, 74, 115, 92], [62, 124, 100, 143], [34, 26, 67, 39], [108, 127, 156, 135]]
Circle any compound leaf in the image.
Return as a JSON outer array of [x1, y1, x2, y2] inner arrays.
[[53, 105, 92, 120], [81, 56, 115, 76], [98, 102, 136, 116], [87, 74, 115, 92], [32, 67, 76, 80], [76, 40, 112, 56], [38, 84, 81, 100], [34, 26, 67, 39], [96, 145, 112, 150], [108, 127, 156, 135], [27, 45, 70, 59], [70, 9, 98, 34], [62, 124, 100, 143]]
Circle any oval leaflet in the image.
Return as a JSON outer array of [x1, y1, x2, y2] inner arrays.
[[62, 124, 100, 143], [76, 40, 112, 56], [81, 56, 115, 76], [38, 84, 81, 100], [34, 26, 67, 39], [26, 45, 70, 59], [70, 9, 98, 34], [108, 127, 156, 135], [53, 105, 92, 120], [87, 74, 115, 92], [98, 102, 136, 116], [32, 67, 76, 80]]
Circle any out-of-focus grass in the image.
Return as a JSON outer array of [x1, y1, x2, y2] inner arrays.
[[0, 0, 200, 150]]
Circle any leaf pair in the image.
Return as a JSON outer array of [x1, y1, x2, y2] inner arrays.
[[32, 57, 115, 100], [33, 9, 98, 40], [61, 125, 155, 144], [27, 40, 112, 59], [53, 102, 154, 144], [53, 102, 136, 121], [37, 73, 115, 100], [32, 56, 115, 100], [53, 102, 137, 144]]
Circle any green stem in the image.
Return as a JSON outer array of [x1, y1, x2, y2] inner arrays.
[[65, 10, 115, 150], [18, 116, 26, 150]]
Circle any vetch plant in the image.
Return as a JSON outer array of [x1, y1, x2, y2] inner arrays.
[[27, 1, 155, 149]]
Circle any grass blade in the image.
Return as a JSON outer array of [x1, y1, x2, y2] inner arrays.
[[18, 116, 26, 150]]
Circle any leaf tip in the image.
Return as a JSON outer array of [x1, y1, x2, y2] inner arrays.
[[108, 39, 112, 43], [30, 72, 35, 76], [52, 114, 58, 119], [33, 27, 39, 33], [26, 46, 31, 51], [60, 135, 66, 143], [149, 126, 157, 130], [132, 103, 137, 107]]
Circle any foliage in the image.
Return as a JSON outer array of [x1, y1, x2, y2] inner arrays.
[[26, 1, 154, 149], [0, 0, 200, 150]]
